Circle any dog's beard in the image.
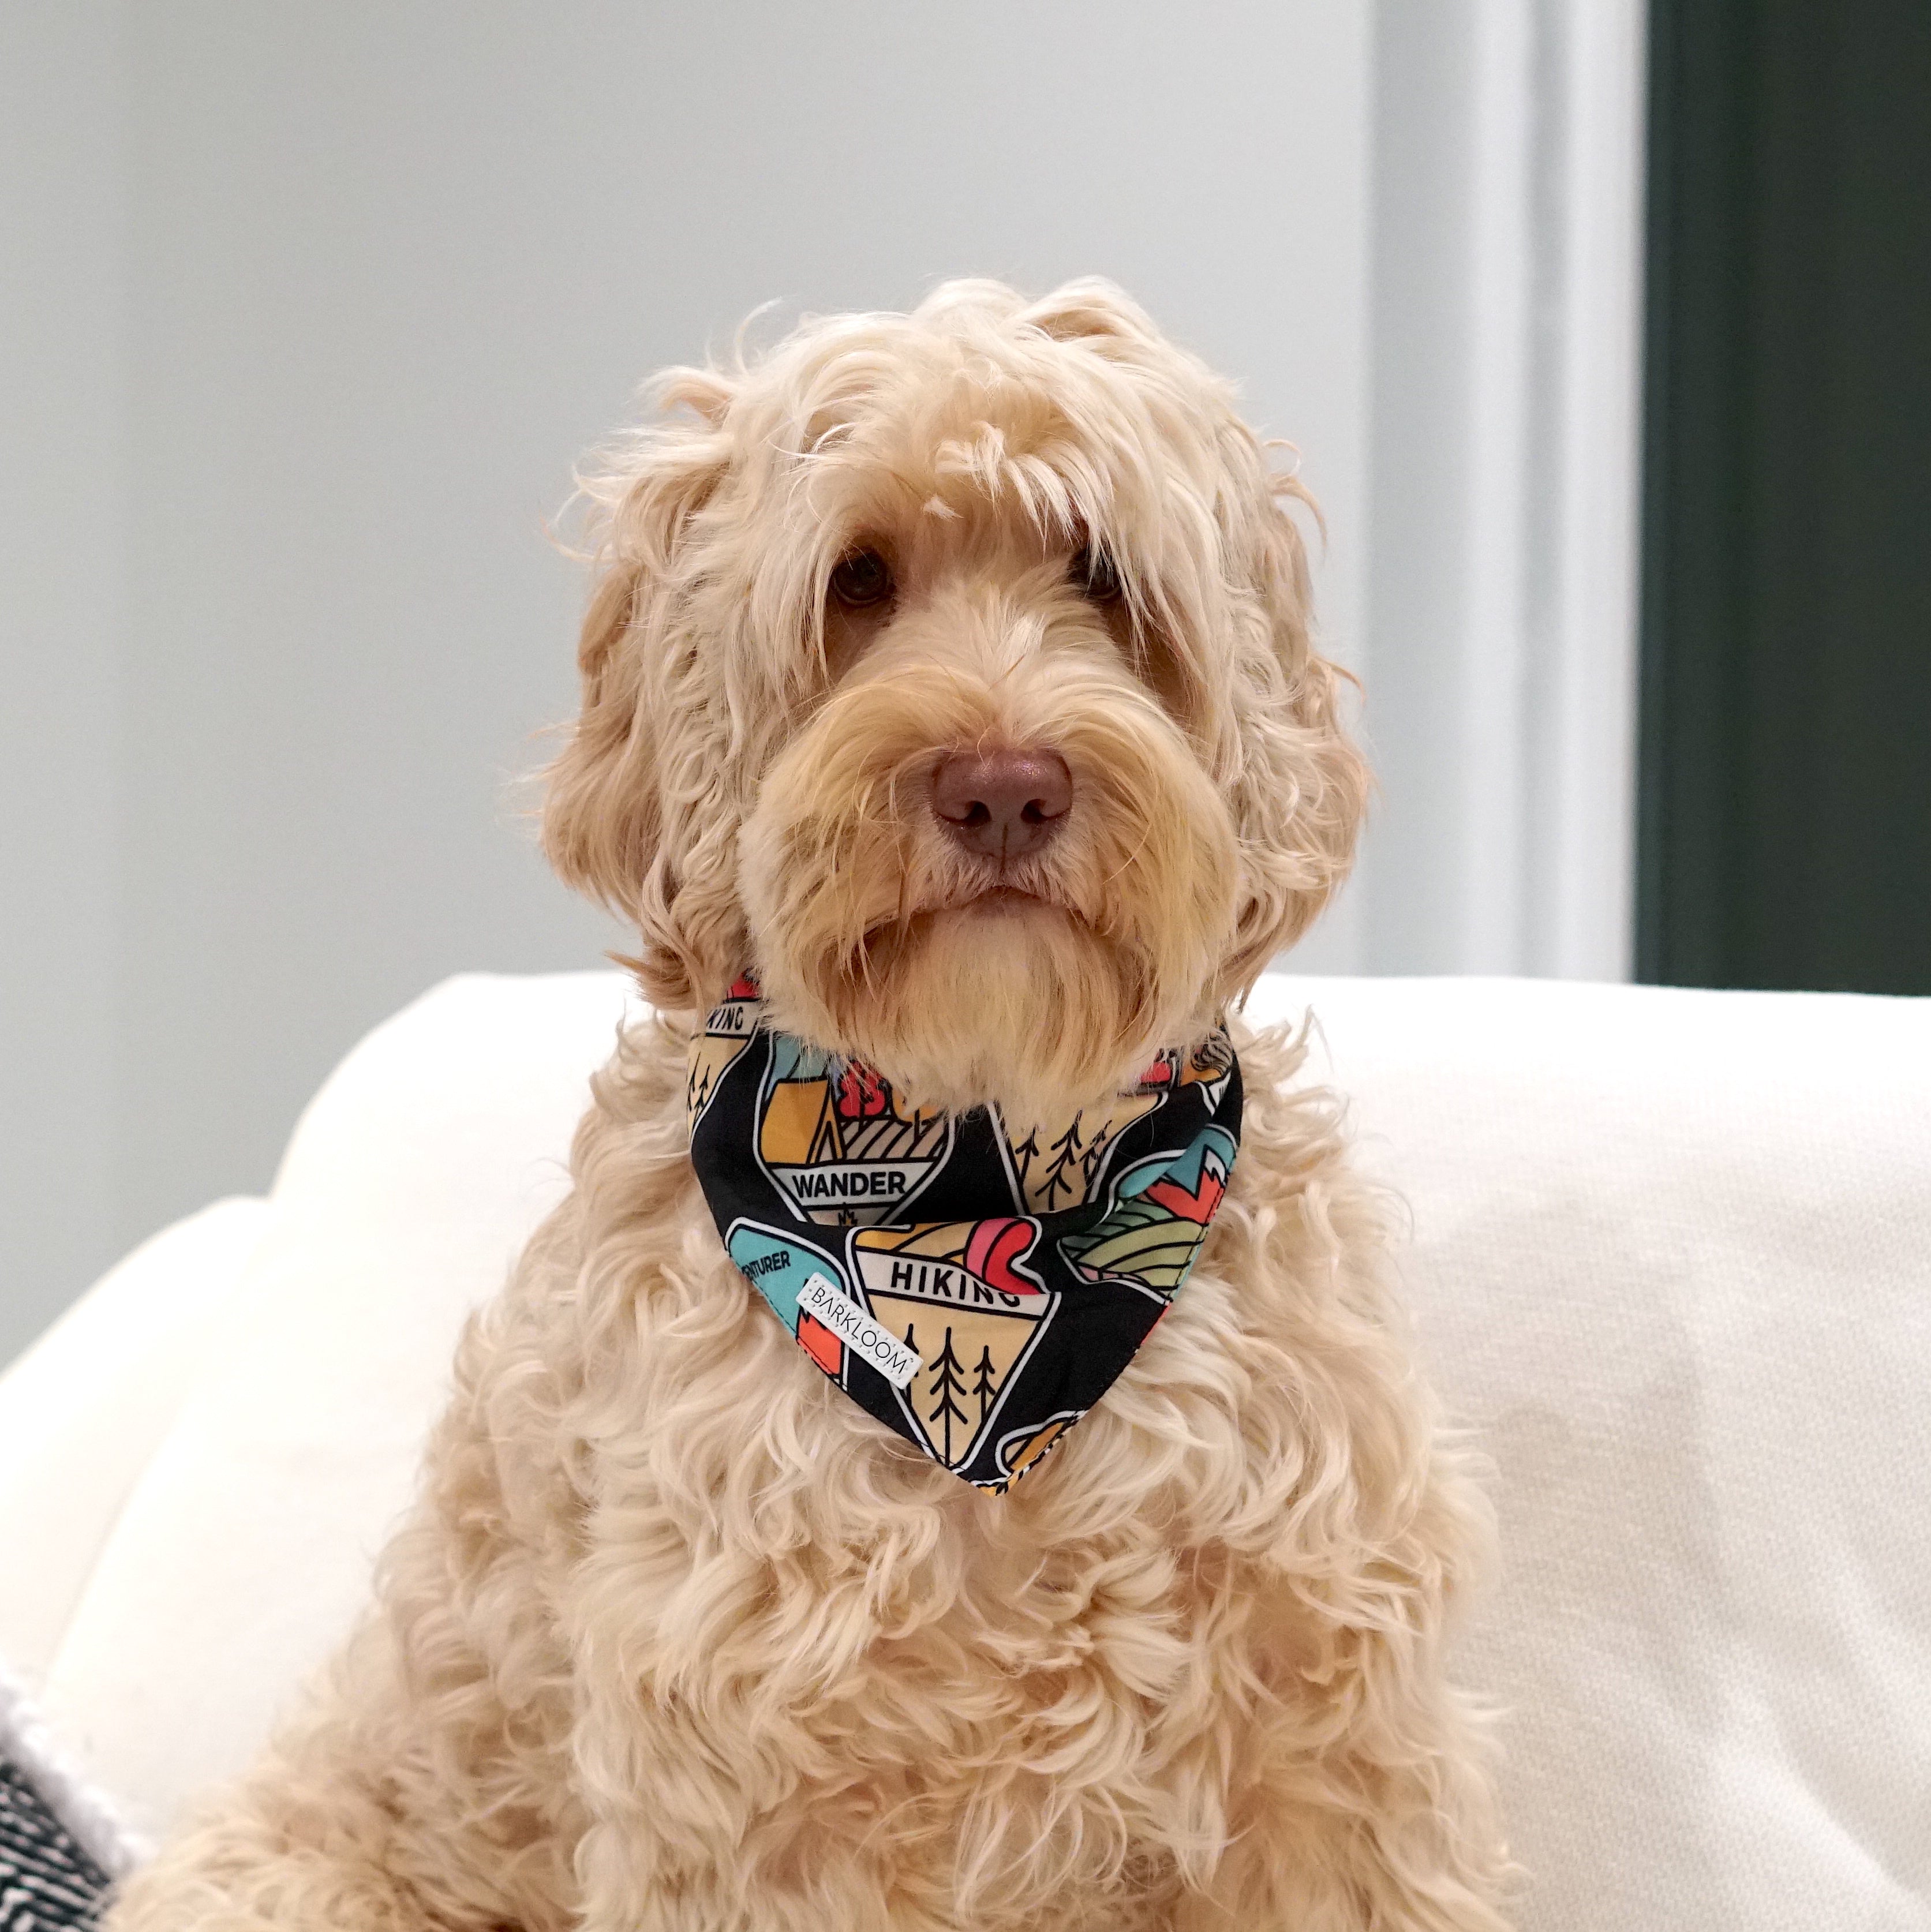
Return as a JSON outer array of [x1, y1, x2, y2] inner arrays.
[[738, 662, 1238, 1123], [834, 905, 1160, 1126]]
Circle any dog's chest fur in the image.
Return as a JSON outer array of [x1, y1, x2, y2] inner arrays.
[[396, 1015, 1449, 1930]]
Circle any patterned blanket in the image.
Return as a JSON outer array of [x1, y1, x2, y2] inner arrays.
[[0, 1757, 109, 1930]]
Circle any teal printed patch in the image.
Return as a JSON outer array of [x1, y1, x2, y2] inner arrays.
[[724, 1221, 845, 1332]]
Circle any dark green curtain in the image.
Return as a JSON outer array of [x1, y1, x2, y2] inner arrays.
[[1640, 0, 1931, 994]]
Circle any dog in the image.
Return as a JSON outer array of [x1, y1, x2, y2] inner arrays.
[[107, 279, 1510, 1931]]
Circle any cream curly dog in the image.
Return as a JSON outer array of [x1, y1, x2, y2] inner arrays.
[[108, 280, 1509, 1931]]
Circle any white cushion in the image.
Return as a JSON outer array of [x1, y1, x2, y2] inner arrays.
[[2, 971, 1926, 1930], [0, 1197, 270, 1689], [3, 972, 637, 1843], [1243, 978, 1931, 1932]]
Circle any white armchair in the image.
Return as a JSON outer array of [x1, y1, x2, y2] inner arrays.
[[3, 972, 1927, 1930]]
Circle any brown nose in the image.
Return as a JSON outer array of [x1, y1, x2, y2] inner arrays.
[[931, 748, 1073, 859]]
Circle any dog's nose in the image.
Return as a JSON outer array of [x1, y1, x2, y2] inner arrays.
[[931, 748, 1073, 859]]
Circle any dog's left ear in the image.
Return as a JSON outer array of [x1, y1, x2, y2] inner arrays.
[[544, 371, 739, 1008], [1223, 480, 1370, 991]]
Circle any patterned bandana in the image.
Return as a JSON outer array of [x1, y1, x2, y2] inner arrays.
[[687, 976, 1242, 1492]]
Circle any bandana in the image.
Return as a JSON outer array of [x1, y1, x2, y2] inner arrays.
[[687, 976, 1242, 1492]]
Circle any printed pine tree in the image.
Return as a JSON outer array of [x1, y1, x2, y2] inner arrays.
[[1079, 1118, 1114, 1194], [1036, 1116, 1089, 1211], [971, 1343, 999, 1423], [925, 1326, 970, 1463], [1011, 1125, 1043, 1193]]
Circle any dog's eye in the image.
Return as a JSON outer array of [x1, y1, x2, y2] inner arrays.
[[1071, 545, 1122, 603], [830, 549, 893, 609]]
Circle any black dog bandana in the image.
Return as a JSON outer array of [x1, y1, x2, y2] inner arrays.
[[687, 976, 1242, 1492]]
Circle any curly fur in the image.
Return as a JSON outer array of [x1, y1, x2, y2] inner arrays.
[[107, 279, 1510, 1931]]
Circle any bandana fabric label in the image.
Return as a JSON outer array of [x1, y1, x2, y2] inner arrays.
[[687, 976, 1243, 1493], [797, 1272, 923, 1388]]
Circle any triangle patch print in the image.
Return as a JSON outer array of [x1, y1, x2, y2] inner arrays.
[[850, 1222, 1056, 1474]]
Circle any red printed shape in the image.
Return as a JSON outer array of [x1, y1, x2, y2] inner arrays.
[[798, 1313, 843, 1375], [836, 1064, 889, 1121], [1144, 1166, 1226, 1226], [964, 1216, 1045, 1294]]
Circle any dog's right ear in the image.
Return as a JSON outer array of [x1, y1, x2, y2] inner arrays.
[[543, 371, 734, 1006]]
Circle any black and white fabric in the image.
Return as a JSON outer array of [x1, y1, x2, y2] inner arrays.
[[0, 1665, 139, 1932], [687, 975, 1243, 1492], [0, 1758, 108, 1931]]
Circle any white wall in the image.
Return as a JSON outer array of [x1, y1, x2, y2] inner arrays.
[[2, 2, 1379, 1363], [4, 2, 1648, 1364], [2, 5, 127, 1361]]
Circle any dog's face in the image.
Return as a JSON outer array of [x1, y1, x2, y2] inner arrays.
[[546, 280, 1364, 1121]]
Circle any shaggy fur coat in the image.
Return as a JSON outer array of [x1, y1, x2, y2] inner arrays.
[[108, 278, 1509, 1932]]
